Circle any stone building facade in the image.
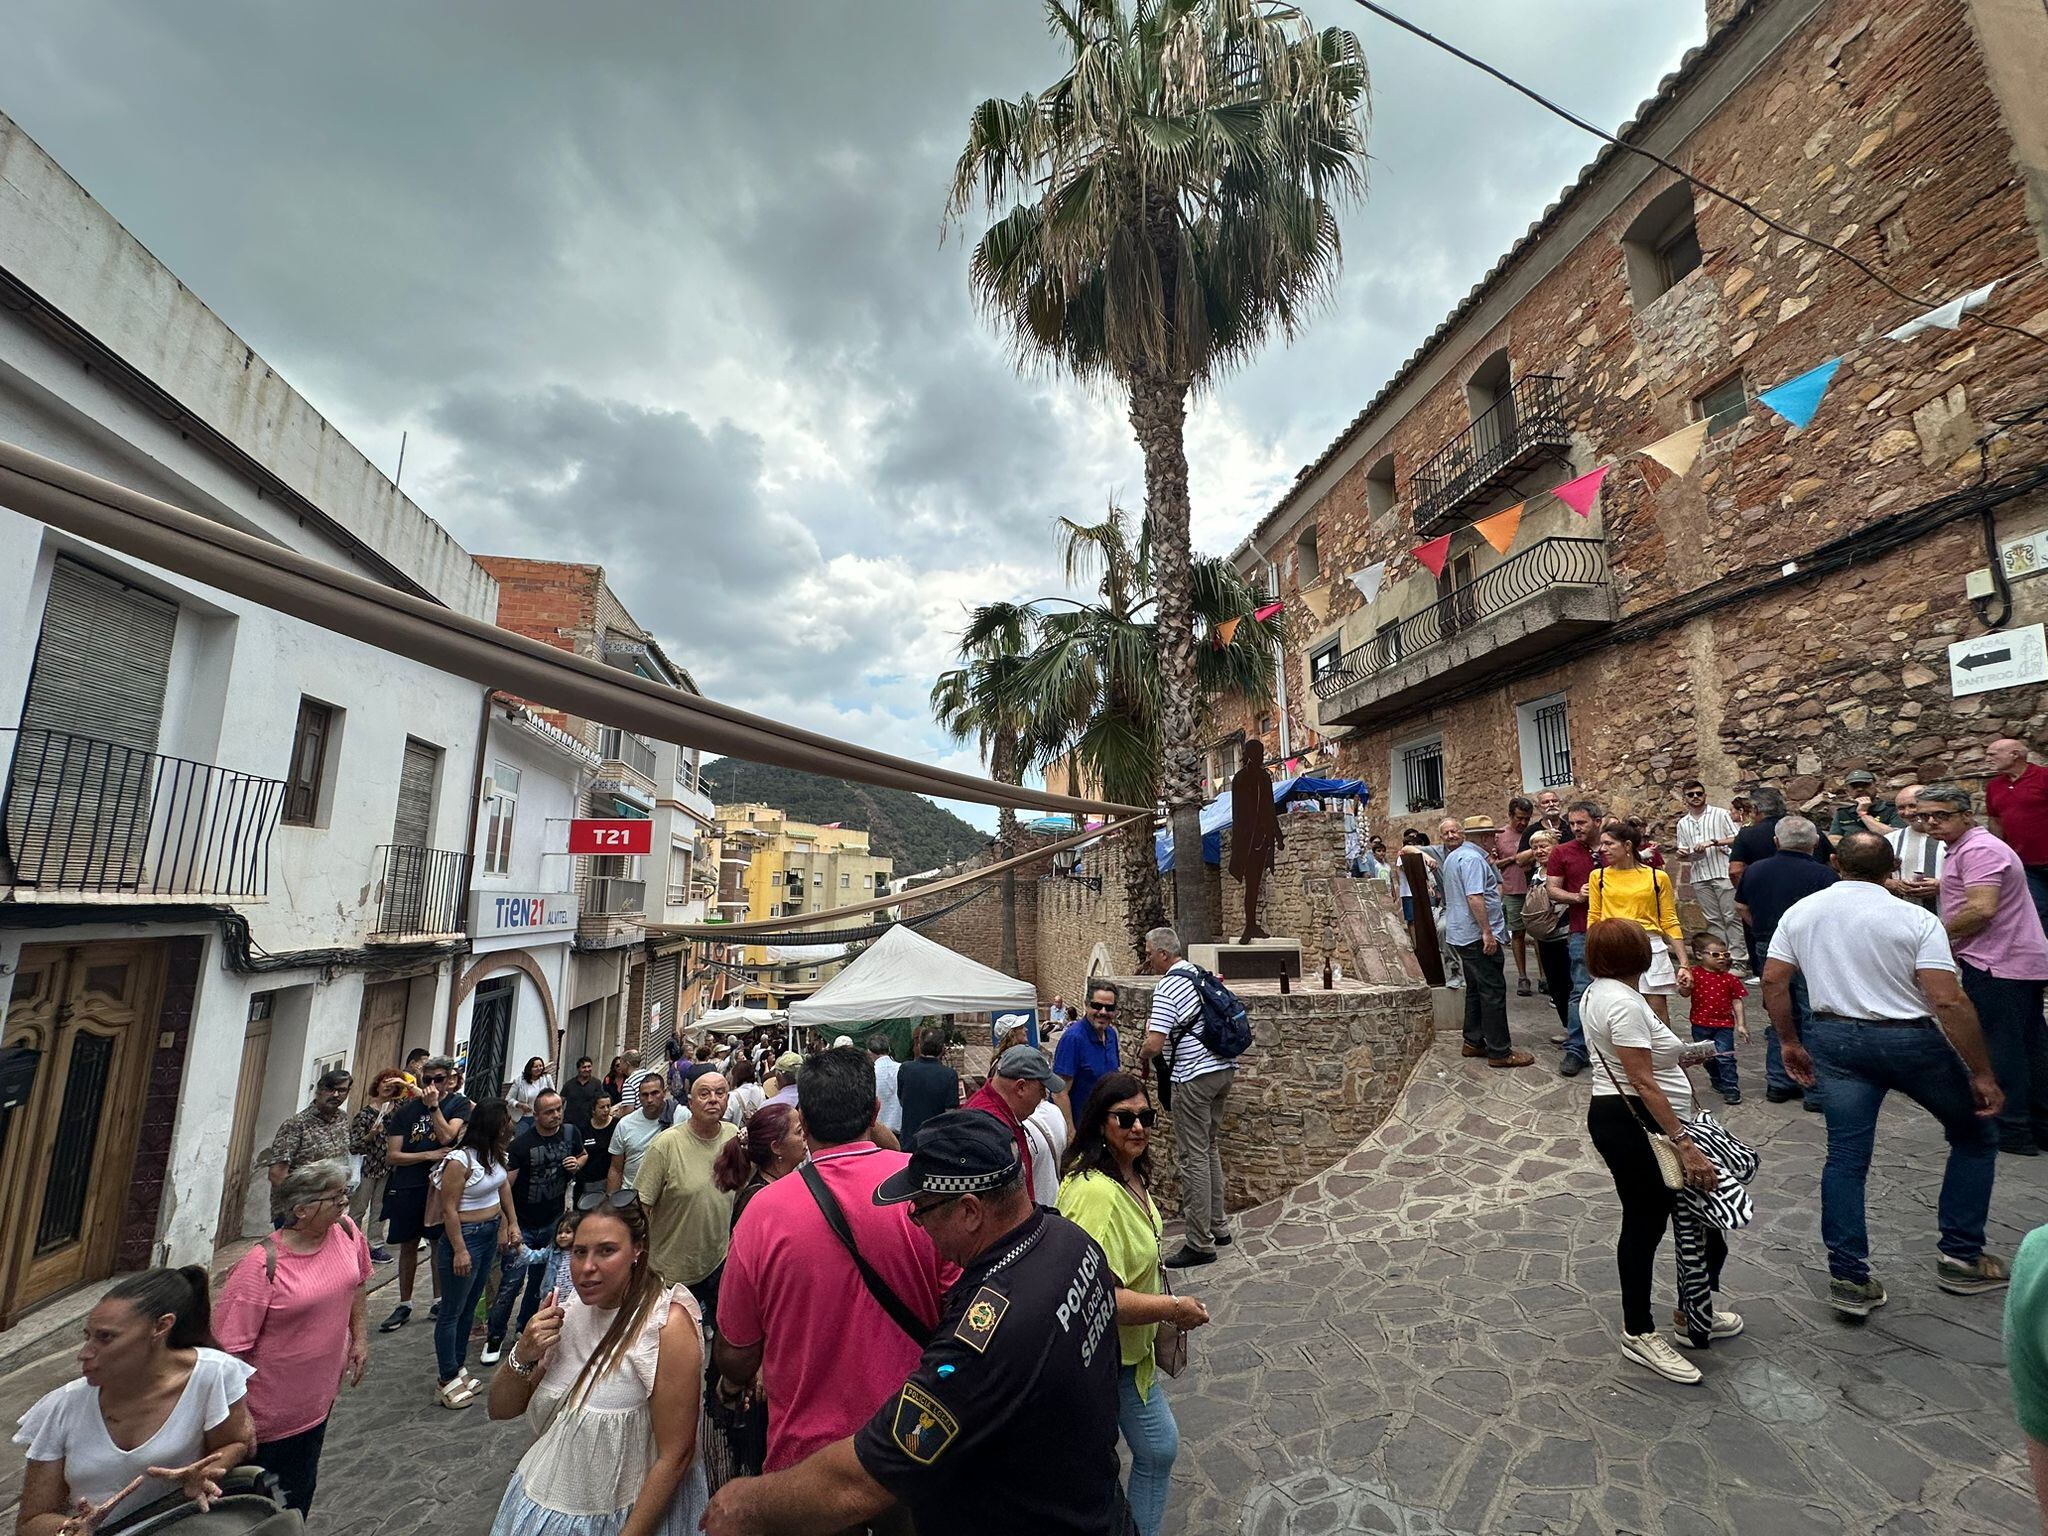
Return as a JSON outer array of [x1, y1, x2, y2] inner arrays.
[[1223, 0, 2048, 841]]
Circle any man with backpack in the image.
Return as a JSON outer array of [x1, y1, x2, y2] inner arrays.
[[1140, 925, 1249, 1268]]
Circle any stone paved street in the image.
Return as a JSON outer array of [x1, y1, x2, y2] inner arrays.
[[3, 989, 2043, 1534]]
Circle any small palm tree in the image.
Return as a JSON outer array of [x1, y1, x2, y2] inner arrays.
[[949, 0, 1369, 942], [931, 610, 1037, 974]]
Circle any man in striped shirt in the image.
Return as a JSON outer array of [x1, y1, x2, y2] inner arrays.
[[1139, 926, 1235, 1269], [1676, 782, 1742, 959]]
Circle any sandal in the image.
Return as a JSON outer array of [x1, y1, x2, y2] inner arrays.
[[437, 1377, 479, 1410]]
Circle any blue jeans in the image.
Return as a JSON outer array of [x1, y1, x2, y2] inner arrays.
[[1691, 1025, 1739, 1098], [1118, 1364, 1179, 1536], [486, 1222, 555, 1344], [1752, 942, 1820, 1101], [1805, 1017, 1997, 1283], [1564, 933, 1589, 1059], [433, 1217, 499, 1384], [1958, 962, 2048, 1149]]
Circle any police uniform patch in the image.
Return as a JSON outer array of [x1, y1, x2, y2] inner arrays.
[[891, 1382, 959, 1465], [953, 1285, 1010, 1352]]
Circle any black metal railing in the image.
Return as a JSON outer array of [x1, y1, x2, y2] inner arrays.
[[1312, 537, 1610, 700], [1, 726, 284, 897], [1409, 375, 1573, 531], [1532, 699, 1574, 787], [372, 843, 470, 937], [586, 876, 647, 917], [596, 727, 658, 780]]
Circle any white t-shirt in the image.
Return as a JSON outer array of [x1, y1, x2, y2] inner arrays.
[[873, 1055, 903, 1134], [441, 1146, 510, 1215], [1023, 1100, 1069, 1208], [1767, 880, 1955, 1020], [724, 1083, 765, 1128], [1146, 962, 1231, 1084], [610, 1106, 671, 1189], [1580, 979, 1694, 1110], [14, 1349, 254, 1527]]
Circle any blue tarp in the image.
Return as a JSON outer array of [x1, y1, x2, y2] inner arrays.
[[1155, 775, 1369, 872]]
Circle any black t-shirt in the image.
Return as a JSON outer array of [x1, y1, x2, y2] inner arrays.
[[1738, 852, 1839, 944], [561, 1075, 603, 1131], [579, 1122, 615, 1186], [508, 1123, 584, 1228], [384, 1094, 473, 1191], [897, 1060, 960, 1148], [1730, 817, 1833, 880], [854, 1210, 1123, 1536]]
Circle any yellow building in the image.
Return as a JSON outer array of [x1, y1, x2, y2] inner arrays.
[[712, 803, 893, 1005]]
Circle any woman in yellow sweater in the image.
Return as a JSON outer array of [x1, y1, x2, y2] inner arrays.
[[1587, 818, 1692, 1022]]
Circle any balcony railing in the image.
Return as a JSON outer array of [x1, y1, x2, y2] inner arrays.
[[586, 876, 647, 917], [1, 726, 284, 898], [371, 843, 470, 938], [595, 727, 657, 780], [1409, 375, 1573, 533], [1312, 538, 1610, 699]]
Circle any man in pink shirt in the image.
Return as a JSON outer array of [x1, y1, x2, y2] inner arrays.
[[1924, 783, 2048, 1155], [714, 1047, 953, 1473]]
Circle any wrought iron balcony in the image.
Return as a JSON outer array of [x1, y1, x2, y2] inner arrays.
[[371, 843, 470, 939], [1312, 537, 1616, 726], [1409, 375, 1573, 535], [595, 727, 658, 780], [1, 726, 284, 899]]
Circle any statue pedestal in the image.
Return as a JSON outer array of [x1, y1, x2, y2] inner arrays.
[[1190, 938, 1303, 983]]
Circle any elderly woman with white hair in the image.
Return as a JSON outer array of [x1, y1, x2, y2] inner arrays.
[[214, 1156, 372, 1516]]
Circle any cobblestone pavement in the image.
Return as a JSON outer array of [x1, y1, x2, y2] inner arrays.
[[4, 989, 2043, 1535]]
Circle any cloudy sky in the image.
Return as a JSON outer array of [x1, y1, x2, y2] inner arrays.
[[5, 1, 1701, 827]]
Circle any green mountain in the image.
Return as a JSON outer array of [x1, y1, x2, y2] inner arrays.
[[699, 759, 992, 875]]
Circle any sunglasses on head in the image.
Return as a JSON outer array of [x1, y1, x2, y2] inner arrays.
[[577, 1189, 641, 1212], [1110, 1108, 1158, 1129]]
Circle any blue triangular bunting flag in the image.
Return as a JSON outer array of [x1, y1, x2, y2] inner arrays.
[[1757, 358, 1842, 431]]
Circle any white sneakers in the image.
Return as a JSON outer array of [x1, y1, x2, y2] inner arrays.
[[1672, 1308, 1745, 1345], [1621, 1330, 1703, 1384]]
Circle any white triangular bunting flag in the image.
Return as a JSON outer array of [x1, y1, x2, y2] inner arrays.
[[1348, 563, 1385, 603], [1638, 418, 1710, 477], [1885, 280, 1998, 343]]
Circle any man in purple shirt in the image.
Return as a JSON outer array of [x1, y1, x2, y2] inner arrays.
[[1923, 783, 2048, 1155]]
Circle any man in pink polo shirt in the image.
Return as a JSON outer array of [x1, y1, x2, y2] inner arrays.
[[1986, 737, 2048, 933], [714, 1047, 953, 1476], [1925, 783, 2048, 1155]]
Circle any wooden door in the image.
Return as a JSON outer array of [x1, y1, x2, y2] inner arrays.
[[466, 978, 515, 1101], [351, 980, 411, 1110], [0, 942, 164, 1325], [216, 1009, 272, 1246]]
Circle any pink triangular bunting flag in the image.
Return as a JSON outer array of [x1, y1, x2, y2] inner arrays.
[[1552, 465, 1609, 517], [1412, 534, 1453, 579]]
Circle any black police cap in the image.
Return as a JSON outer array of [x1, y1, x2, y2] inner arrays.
[[873, 1110, 1020, 1205]]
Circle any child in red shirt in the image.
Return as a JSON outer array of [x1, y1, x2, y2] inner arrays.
[[1687, 936, 1749, 1104]]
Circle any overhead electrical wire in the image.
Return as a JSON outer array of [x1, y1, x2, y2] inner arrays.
[[1344, 0, 2048, 356]]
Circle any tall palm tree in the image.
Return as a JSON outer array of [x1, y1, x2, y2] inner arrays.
[[931, 609, 1036, 974], [949, 0, 1369, 943], [947, 504, 1279, 959]]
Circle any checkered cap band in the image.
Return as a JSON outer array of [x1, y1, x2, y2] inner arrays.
[[918, 1166, 1014, 1195]]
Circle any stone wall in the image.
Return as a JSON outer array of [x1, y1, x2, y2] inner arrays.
[[1106, 976, 1434, 1218]]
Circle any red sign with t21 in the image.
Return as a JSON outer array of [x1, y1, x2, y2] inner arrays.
[[568, 818, 653, 855]]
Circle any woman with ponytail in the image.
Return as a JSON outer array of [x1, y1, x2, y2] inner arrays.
[[712, 1102, 805, 1226], [486, 1194, 707, 1535], [13, 1267, 254, 1534]]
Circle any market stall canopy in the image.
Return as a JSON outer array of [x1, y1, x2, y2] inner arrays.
[[695, 1006, 788, 1034], [1155, 776, 1369, 872], [788, 924, 1036, 1030]]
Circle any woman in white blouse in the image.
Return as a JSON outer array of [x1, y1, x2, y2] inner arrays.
[[13, 1268, 254, 1534], [1579, 919, 1736, 1387]]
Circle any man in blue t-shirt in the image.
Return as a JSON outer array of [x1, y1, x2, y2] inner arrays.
[[1735, 813, 1838, 1106], [1052, 980, 1124, 1119]]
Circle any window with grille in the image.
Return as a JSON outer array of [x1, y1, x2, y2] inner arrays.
[[1516, 692, 1575, 791], [1397, 738, 1445, 814]]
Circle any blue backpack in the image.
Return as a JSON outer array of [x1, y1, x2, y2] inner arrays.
[[1176, 965, 1253, 1060]]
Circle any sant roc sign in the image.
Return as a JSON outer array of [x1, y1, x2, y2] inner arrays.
[[470, 890, 577, 939]]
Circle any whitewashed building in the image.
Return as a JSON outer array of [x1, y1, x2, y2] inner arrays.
[[0, 111, 498, 1324]]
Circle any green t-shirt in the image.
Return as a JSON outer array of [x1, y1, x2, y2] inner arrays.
[[636, 1121, 738, 1286], [1056, 1168, 1164, 1401], [2008, 1225, 2048, 1440]]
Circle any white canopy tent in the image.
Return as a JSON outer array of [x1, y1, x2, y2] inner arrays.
[[788, 924, 1037, 1031], [694, 1005, 788, 1035]]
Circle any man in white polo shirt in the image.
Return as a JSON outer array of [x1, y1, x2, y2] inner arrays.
[[1763, 830, 2007, 1319]]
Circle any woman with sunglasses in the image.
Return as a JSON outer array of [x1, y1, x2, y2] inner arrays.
[[1055, 1074, 1211, 1536], [215, 1158, 370, 1515], [487, 1191, 708, 1535]]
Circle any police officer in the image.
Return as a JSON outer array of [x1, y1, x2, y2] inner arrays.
[[701, 1111, 1131, 1536]]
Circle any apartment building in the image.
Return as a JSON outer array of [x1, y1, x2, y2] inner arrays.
[[713, 803, 892, 1006], [1225, 0, 2048, 837], [0, 112, 496, 1322]]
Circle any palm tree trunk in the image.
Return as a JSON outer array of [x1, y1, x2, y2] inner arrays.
[[1120, 817, 1166, 966], [994, 731, 1020, 976], [1130, 371, 1210, 944]]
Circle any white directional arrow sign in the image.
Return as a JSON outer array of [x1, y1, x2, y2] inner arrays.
[[1949, 623, 2048, 698]]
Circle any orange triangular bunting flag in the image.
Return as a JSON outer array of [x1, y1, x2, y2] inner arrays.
[[1639, 418, 1709, 477], [1474, 504, 1523, 556], [1412, 534, 1453, 579], [1213, 616, 1241, 649]]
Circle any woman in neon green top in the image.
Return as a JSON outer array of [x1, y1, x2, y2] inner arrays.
[[1056, 1072, 1210, 1536], [1587, 818, 1693, 1023]]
